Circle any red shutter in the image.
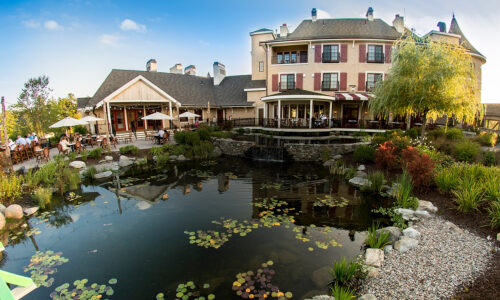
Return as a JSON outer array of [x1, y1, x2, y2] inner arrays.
[[340, 72, 347, 91], [314, 73, 321, 91], [359, 44, 366, 63], [272, 74, 278, 92], [340, 44, 348, 63], [385, 45, 392, 63], [358, 73, 366, 91], [296, 73, 303, 89], [314, 45, 321, 63]]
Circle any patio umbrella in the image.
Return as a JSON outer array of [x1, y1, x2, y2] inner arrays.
[[80, 115, 104, 135], [142, 112, 173, 120], [178, 112, 201, 118], [49, 117, 88, 136]]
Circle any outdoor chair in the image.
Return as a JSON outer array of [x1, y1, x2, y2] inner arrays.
[[57, 143, 69, 155], [11, 148, 22, 164], [109, 136, 118, 149], [42, 147, 50, 162], [161, 132, 168, 144], [74, 141, 84, 154], [33, 145, 43, 163]]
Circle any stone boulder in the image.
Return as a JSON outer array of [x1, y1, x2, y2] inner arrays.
[[305, 296, 334, 300], [94, 171, 113, 180], [356, 170, 368, 178], [0, 204, 6, 213], [119, 156, 134, 167], [212, 147, 222, 157], [4, 204, 23, 219], [445, 221, 464, 234], [0, 213, 5, 230], [418, 200, 438, 213], [383, 244, 393, 254], [394, 236, 419, 253], [365, 248, 384, 267], [414, 210, 431, 219], [357, 164, 366, 171], [169, 155, 178, 161], [105, 155, 114, 161], [359, 294, 377, 300], [395, 208, 415, 220], [95, 162, 117, 173], [177, 155, 186, 161], [322, 159, 336, 167], [348, 176, 371, 189], [333, 154, 342, 160], [24, 207, 39, 216], [69, 161, 86, 169], [366, 266, 379, 278], [376, 226, 401, 244], [403, 227, 421, 239]]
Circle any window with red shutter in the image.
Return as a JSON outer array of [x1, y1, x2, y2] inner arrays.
[[340, 44, 348, 63]]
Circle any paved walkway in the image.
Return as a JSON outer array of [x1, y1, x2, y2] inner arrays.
[[13, 139, 160, 171]]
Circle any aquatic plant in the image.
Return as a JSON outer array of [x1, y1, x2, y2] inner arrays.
[[33, 187, 53, 209], [394, 170, 418, 210], [330, 283, 356, 300], [192, 141, 214, 159], [174, 281, 214, 299], [50, 278, 117, 300], [260, 183, 282, 190], [353, 145, 375, 163], [80, 149, 89, 161], [184, 230, 229, 249], [155, 153, 170, 167], [313, 195, 349, 208], [330, 257, 363, 286], [363, 171, 386, 194], [148, 146, 164, 157], [24, 250, 69, 287], [119, 145, 139, 155], [292, 226, 342, 250], [371, 206, 407, 230], [365, 223, 390, 249], [212, 218, 259, 237], [82, 166, 97, 181], [0, 173, 23, 204], [88, 147, 102, 159]]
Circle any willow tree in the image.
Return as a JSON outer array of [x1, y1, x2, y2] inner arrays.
[[369, 35, 480, 134]]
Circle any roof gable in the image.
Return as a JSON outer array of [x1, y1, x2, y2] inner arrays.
[[448, 17, 485, 59]]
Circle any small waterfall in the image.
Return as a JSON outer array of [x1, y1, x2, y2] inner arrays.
[[245, 146, 289, 162]]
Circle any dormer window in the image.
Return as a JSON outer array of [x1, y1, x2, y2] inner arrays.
[[367, 45, 384, 63], [322, 45, 340, 63]]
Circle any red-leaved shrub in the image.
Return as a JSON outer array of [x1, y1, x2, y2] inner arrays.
[[375, 141, 398, 169], [401, 146, 435, 187]]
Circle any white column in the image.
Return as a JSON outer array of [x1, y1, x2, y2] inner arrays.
[[106, 101, 112, 133], [124, 106, 129, 131], [309, 99, 313, 128], [263, 103, 267, 126], [329, 101, 332, 127], [143, 105, 148, 130], [277, 99, 281, 128], [169, 101, 173, 129]]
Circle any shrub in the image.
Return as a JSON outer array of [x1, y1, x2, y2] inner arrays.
[[192, 141, 214, 159], [371, 134, 388, 147], [73, 125, 88, 135], [390, 135, 410, 153], [454, 139, 480, 163], [321, 147, 332, 162], [353, 145, 375, 163], [363, 171, 386, 194], [236, 128, 245, 135], [185, 131, 201, 146], [119, 145, 139, 155], [344, 167, 357, 180], [0, 174, 23, 204], [211, 131, 232, 139], [434, 167, 461, 193], [487, 201, 500, 228], [149, 146, 164, 157], [330, 283, 355, 300], [404, 128, 420, 139], [174, 131, 187, 144], [197, 128, 211, 141], [330, 257, 362, 286], [365, 223, 391, 249], [394, 170, 417, 210], [375, 141, 397, 169], [445, 128, 464, 140], [222, 120, 233, 131], [33, 187, 53, 209], [418, 147, 454, 168], [82, 166, 97, 181], [483, 151, 497, 166], [401, 147, 435, 187], [68, 152, 77, 161], [432, 137, 455, 155], [89, 148, 102, 159], [427, 128, 445, 140], [156, 153, 170, 167], [80, 150, 89, 161], [172, 145, 187, 156], [483, 172, 500, 202], [452, 179, 484, 212], [475, 131, 498, 147]]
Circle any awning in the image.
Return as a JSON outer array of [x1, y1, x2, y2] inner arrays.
[[335, 93, 373, 101]]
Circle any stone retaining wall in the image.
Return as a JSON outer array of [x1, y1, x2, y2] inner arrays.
[[213, 138, 254, 157], [284, 142, 369, 161]]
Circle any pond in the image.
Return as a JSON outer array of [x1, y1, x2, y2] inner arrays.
[[233, 134, 360, 147], [1, 157, 388, 300]]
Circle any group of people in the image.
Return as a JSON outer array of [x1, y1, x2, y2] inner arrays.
[[8, 133, 39, 151]]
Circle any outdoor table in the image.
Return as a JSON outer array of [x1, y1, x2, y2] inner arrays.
[[67, 143, 76, 152]]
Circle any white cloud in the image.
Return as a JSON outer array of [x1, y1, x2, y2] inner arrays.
[[44, 20, 62, 30], [99, 34, 122, 46], [317, 9, 332, 19], [120, 19, 146, 32], [199, 40, 209, 46], [22, 20, 40, 28]]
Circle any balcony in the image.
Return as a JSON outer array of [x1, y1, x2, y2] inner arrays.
[[279, 82, 296, 91], [271, 52, 308, 64], [366, 53, 385, 63], [321, 81, 339, 91], [322, 52, 340, 63]]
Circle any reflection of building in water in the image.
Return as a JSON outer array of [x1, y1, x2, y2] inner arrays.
[[217, 174, 229, 193], [183, 185, 191, 195], [193, 181, 203, 192]]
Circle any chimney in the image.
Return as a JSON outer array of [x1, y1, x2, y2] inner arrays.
[[393, 14, 405, 33], [146, 59, 157, 72], [169, 63, 183, 74], [437, 21, 447, 33], [366, 7, 374, 21], [213, 62, 226, 85], [280, 24, 288, 38], [184, 65, 196, 75], [312, 8, 317, 22]]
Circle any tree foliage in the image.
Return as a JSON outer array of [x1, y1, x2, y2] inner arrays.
[[369, 35, 480, 133]]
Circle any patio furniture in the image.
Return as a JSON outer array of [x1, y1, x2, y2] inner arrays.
[[42, 147, 50, 162], [34, 145, 43, 163]]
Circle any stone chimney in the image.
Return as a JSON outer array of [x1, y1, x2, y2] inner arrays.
[[184, 65, 196, 75], [146, 59, 157, 72], [213, 62, 226, 85], [280, 24, 288, 38], [437, 21, 447, 33], [169, 63, 183, 74], [366, 7, 374, 21], [312, 8, 317, 22], [393, 14, 405, 33]]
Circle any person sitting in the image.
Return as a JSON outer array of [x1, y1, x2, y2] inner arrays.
[[59, 137, 70, 154], [32, 132, 39, 143], [156, 129, 165, 144], [26, 133, 33, 141], [8, 139, 16, 151], [16, 135, 27, 145]]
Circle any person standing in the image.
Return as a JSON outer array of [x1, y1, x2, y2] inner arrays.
[[130, 120, 137, 139]]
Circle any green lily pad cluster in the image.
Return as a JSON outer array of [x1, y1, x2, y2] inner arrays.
[[200, 160, 217, 167], [184, 230, 229, 249], [232, 261, 293, 299], [259, 183, 282, 190], [26, 227, 42, 237], [174, 281, 215, 300], [66, 192, 82, 202], [24, 250, 69, 287], [212, 218, 260, 237], [292, 226, 341, 250], [312, 195, 349, 208], [50, 278, 117, 300], [188, 169, 213, 178]]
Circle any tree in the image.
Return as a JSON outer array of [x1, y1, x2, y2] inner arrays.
[[369, 35, 480, 134]]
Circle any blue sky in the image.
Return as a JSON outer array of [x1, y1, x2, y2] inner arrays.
[[1, 0, 499, 105]]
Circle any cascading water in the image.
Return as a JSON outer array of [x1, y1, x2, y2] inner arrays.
[[246, 146, 288, 162]]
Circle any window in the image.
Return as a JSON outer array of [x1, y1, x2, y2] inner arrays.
[[322, 73, 339, 90], [291, 51, 297, 63], [284, 52, 290, 64], [367, 45, 384, 63], [277, 53, 283, 64], [259, 61, 264, 72], [275, 51, 308, 64], [194, 109, 203, 121], [115, 112, 124, 129], [279, 74, 295, 90], [300, 51, 308, 63], [366, 73, 383, 91], [322, 45, 339, 63]]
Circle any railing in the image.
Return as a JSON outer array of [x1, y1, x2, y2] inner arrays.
[[366, 53, 385, 63], [0, 268, 37, 300], [322, 81, 339, 91], [278, 82, 296, 91], [271, 53, 308, 64], [322, 52, 340, 63]]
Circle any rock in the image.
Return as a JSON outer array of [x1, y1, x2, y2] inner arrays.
[[356, 170, 368, 178], [305, 296, 335, 300], [445, 221, 464, 234], [311, 267, 331, 288], [177, 155, 186, 161], [95, 162, 117, 173], [169, 155, 178, 161], [358, 164, 366, 171], [366, 266, 380, 278], [94, 171, 113, 180], [383, 244, 393, 254], [403, 227, 421, 239], [376, 226, 402, 244], [119, 158, 134, 168], [212, 147, 222, 157], [105, 155, 113, 161], [366, 248, 384, 267], [348, 176, 371, 188], [359, 294, 377, 300], [4, 205, 23, 219], [69, 161, 86, 169], [333, 154, 342, 160], [322, 159, 336, 167], [136, 201, 152, 210], [0, 204, 6, 213], [497, 233, 500, 242], [162, 193, 169, 200], [0, 213, 5, 230], [23, 207, 39, 216], [98, 160, 107, 164], [418, 200, 438, 213], [395, 208, 415, 220], [387, 182, 401, 197], [415, 210, 431, 219], [394, 236, 419, 253]]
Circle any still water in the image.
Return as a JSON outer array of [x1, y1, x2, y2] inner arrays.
[[1, 158, 385, 299]]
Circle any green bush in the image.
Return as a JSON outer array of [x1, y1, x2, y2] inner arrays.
[[330, 257, 362, 286], [119, 145, 139, 155], [174, 131, 187, 144], [452, 179, 484, 212], [435, 167, 460, 193], [149, 146, 164, 157], [475, 131, 498, 147], [484, 172, 500, 202], [371, 135, 388, 147], [0, 174, 23, 204], [483, 151, 498, 166], [365, 223, 391, 248], [33, 187, 53, 209], [80, 150, 89, 161], [445, 128, 464, 140], [89, 148, 102, 159], [68, 152, 77, 161], [185, 131, 201, 146], [330, 283, 355, 300], [73, 125, 88, 135], [427, 128, 445, 140], [394, 170, 417, 210], [487, 201, 500, 228], [454, 139, 480, 163], [172, 145, 187, 156], [82, 166, 97, 181], [211, 131, 232, 139], [404, 128, 420, 139], [363, 171, 386, 194], [198, 128, 211, 141], [353, 145, 375, 163], [193, 141, 214, 159], [156, 153, 170, 167], [321, 147, 332, 162]]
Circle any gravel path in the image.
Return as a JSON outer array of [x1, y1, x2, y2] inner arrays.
[[360, 216, 495, 299]]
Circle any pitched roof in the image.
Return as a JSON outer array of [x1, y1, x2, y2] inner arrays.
[[87, 69, 253, 108], [77, 97, 90, 109], [449, 17, 485, 59], [274, 18, 402, 41], [250, 28, 273, 35], [267, 89, 328, 97], [244, 80, 266, 90]]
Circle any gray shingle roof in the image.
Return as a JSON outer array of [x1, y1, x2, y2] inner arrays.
[[267, 89, 329, 97], [87, 69, 253, 108], [77, 97, 90, 109], [274, 18, 402, 41], [449, 17, 485, 59], [244, 80, 266, 90]]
